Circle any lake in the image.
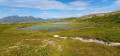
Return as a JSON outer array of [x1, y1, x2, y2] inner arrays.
[[19, 24, 74, 32], [52, 22, 70, 24]]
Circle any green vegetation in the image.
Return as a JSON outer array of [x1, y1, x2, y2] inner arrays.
[[84, 13, 120, 28], [57, 12, 120, 42], [0, 11, 120, 56]]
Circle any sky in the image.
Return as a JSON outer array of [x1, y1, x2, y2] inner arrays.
[[0, 0, 120, 19]]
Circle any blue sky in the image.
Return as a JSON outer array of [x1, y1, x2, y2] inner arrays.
[[0, 0, 120, 19]]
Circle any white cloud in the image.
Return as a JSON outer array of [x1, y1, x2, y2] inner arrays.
[[114, 0, 120, 5], [37, 12, 83, 18], [88, 0, 120, 14], [1, 0, 119, 18], [70, 1, 88, 6], [2, 8, 28, 13], [10, 11, 27, 13], [0, 0, 6, 2], [68, 1, 88, 10], [42, 13, 49, 15], [0, 0, 88, 10]]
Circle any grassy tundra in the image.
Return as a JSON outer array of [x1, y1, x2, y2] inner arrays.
[[0, 12, 120, 56]]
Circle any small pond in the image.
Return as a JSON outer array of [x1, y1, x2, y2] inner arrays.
[[52, 22, 70, 24], [19, 24, 74, 32], [81, 26, 88, 28]]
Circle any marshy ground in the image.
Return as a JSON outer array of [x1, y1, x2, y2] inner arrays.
[[0, 17, 120, 56]]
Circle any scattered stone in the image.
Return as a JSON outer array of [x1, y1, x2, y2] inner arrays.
[[41, 40, 56, 47], [34, 49, 39, 52], [72, 37, 120, 46], [59, 37, 68, 40], [54, 35, 120, 46], [8, 46, 18, 49], [49, 41, 56, 46], [54, 35, 59, 37], [58, 45, 62, 51], [25, 39, 40, 41]]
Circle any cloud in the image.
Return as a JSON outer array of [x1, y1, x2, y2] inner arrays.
[[114, 0, 120, 5], [2, 8, 28, 13], [0, 0, 88, 10], [0, 0, 6, 2], [87, 0, 120, 14], [69, 1, 88, 7], [115, 0, 120, 3], [38, 12, 84, 18], [68, 1, 88, 10], [1, 0, 119, 18], [42, 12, 49, 15], [10, 11, 27, 13]]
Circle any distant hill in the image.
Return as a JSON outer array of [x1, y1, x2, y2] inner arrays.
[[85, 11, 120, 28], [0, 15, 57, 23], [63, 10, 120, 21], [62, 10, 120, 20], [62, 10, 120, 28]]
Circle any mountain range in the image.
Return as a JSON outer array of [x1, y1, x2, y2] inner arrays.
[[0, 15, 57, 23]]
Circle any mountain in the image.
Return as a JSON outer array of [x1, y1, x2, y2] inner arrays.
[[0, 15, 56, 23]]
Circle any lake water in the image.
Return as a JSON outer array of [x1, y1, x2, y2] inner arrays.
[[81, 26, 88, 28], [19, 24, 74, 32], [52, 22, 70, 24]]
